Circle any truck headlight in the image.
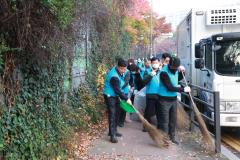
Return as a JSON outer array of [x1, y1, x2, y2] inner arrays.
[[225, 102, 240, 112]]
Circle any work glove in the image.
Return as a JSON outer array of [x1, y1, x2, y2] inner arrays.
[[178, 65, 185, 73], [130, 87, 134, 94], [151, 71, 156, 76], [133, 89, 138, 95], [184, 86, 191, 93], [126, 99, 132, 105]]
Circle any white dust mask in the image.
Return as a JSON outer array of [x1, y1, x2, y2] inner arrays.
[[152, 64, 159, 69]]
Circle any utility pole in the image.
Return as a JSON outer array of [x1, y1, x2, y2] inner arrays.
[[150, 0, 153, 58]]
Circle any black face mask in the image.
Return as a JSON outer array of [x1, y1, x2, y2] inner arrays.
[[168, 57, 180, 74], [169, 68, 177, 74]]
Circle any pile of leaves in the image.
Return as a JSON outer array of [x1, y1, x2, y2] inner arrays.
[[72, 113, 108, 159], [59, 83, 107, 159]]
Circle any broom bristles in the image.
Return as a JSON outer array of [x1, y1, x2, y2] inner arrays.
[[181, 72, 215, 152], [137, 112, 169, 148], [192, 102, 215, 151], [130, 104, 169, 148], [177, 103, 190, 130]]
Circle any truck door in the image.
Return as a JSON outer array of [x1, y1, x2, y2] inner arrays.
[[186, 16, 192, 83], [201, 41, 214, 104]]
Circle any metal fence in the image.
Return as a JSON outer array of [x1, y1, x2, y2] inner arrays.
[[178, 83, 221, 153]]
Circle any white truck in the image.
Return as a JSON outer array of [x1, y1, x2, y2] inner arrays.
[[176, 7, 240, 127]]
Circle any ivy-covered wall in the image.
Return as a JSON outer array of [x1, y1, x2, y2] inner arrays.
[[0, 0, 132, 159]]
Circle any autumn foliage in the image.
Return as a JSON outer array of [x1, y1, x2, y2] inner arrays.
[[126, 0, 151, 20], [123, 0, 172, 50]]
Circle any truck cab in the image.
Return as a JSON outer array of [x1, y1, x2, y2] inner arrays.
[[177, 7, 240, 127], [195, 32, 240, 127]]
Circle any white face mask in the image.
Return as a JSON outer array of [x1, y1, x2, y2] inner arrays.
[[152, 63, 159, 69]]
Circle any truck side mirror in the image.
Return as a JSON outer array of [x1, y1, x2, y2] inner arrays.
[[195, 43, 203, 58], [213, 45, 222, 51], [195, 59, 204, 69]]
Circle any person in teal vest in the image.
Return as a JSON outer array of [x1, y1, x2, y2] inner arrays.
[[103, 58, 132, 143], [128, 64, 140, 99], [161, 52, 171, 67], [142, 57, 161, 131], [137, 58, 143, 69], [118, 69, 131, 127], [158, 57, 190, 145], [140, 58, 152, 79]]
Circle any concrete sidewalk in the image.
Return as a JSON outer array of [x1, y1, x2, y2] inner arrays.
[[87, 121, 228, 160]]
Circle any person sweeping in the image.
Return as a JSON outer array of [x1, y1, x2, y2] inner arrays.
[[158, 56, 191, 145], [118, 69, 131, 127], [103, 58, 132, 143], [142, 57, 161, 132]]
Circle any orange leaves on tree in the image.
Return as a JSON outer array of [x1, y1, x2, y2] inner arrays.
[[153, 17, 172, 39], [123, 0, 172, 48]]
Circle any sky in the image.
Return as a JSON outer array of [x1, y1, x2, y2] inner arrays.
[[151, 0, 240, 29], [152, 0, 240, 15]]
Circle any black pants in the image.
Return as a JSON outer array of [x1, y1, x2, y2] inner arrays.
[[144, 97, 159, 124], [158, 99, 177, 139], [130, 94, 135, 103], [104, 95, 120, 136], [118, 108, 126, 125]]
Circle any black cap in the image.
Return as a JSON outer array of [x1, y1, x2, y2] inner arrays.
[[117, 58, 127, 67], [150, 57, 159, 62], [162, 53, 171, 59], [128, 64, 138, 72], [169, 57, 180, 68]]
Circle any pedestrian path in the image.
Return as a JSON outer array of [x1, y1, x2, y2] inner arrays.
[[88, 121, 228, 160]]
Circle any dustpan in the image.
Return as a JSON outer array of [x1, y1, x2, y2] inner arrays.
[[119, 100, 136, 113]]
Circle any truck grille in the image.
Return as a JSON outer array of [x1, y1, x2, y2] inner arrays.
[[206, 8, 240, 25]]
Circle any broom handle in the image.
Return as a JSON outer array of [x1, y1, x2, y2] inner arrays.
[[119, 97, 148, 123], [181, 72, 214, 150], [181, 72, 213, 132], [181, 72, 200, 113], [181, 72, 194, 103], [129, 103, 151, 124], [129, 103, 141, 115]]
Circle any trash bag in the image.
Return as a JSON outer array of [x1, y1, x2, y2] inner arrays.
[[131, 87, 157, 124], [131, 87, 146, 121]]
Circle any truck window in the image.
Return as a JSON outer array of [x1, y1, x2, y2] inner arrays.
[[215, 41, 240, 76], [205, 43, 212, 70]]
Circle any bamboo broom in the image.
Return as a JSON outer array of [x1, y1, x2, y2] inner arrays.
[[130, 104, 170, 148], [181, 72, 214, 151], [176, 102, 190, 130]]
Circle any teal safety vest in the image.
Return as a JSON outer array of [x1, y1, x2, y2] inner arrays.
[[140, 66, 152, 79], [103, 67, 124, 97], [137, 62, 143, 69], [159, 65, 178, 97], [122, 69, 130, 94], [146, 70, 161, 95]]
